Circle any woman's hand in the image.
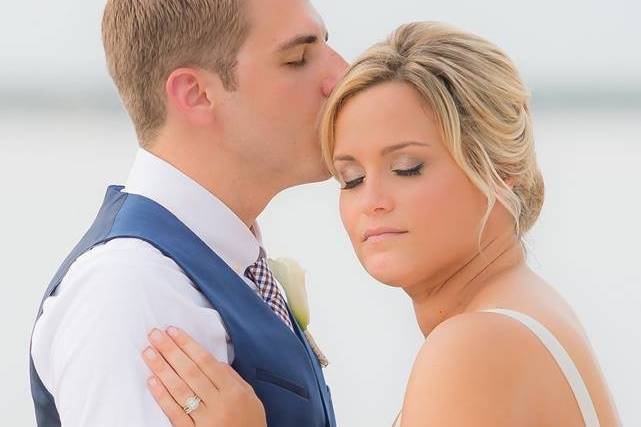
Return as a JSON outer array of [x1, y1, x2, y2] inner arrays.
[[142, 326, 267, 427]]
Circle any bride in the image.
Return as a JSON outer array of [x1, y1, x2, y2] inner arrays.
[[138, 22, 620, 426]]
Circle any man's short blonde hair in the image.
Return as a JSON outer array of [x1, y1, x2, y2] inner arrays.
[[321, 22, 544, 238], [102, 0, 249, 145]]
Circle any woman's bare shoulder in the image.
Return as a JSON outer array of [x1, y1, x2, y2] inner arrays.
[[401, 311, 546, 426], [412, 310, 542, 380]]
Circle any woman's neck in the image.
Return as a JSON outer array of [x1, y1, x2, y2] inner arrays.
[[406, 231, 525, 337]]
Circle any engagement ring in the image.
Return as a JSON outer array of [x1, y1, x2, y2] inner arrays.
[[183, 395, 201, 415]]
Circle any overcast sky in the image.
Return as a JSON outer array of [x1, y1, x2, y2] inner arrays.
[[1, 0, 639, 104]]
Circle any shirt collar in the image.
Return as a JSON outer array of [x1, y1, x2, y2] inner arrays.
[[123, 149, 262, 275]]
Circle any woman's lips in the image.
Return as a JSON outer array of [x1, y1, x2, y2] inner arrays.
[[362, 227, 408, 243]]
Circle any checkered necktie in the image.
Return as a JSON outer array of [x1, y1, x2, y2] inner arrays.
[[245, 254, 294, 331]]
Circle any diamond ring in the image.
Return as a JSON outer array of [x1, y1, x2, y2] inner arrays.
[[183, 395, 202, 415]]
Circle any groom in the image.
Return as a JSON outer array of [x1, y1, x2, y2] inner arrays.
[[29, 0, 346, 425]]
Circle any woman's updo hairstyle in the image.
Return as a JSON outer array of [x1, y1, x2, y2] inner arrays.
[[321, 22, 544, 237]]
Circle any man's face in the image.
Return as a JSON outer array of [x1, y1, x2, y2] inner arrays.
[[218, 0, 347, 187]]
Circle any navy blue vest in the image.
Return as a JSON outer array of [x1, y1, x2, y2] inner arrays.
[[30, 186, 336, 426]]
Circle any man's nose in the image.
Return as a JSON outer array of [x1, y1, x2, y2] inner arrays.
[[321, 50, 349, 97]]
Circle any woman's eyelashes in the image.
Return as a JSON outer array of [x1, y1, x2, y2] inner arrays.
[[393, 163, 424, 176], [342, 176, 365, 190], [339, 163, 425, 190]]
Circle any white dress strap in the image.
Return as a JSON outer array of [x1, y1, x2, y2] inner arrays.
[[481, 308, 600, 427]]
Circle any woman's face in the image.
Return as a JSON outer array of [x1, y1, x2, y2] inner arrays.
[[333, 81, 489, 289]]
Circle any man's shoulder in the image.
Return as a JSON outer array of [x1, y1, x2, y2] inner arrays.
[[32, 237, 228, 391], [73, 237, 178, 272], [30, 237, 207, 427], [35, 237, 209, 343], [58, 237, 193, 296]]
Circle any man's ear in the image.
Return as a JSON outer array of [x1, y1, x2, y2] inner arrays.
[[165, 68, 218, 125]]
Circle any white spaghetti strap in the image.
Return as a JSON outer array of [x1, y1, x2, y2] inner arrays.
[[481, 308, 600, 427]]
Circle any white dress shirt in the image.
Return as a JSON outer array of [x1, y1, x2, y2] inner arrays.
[[31, 149, 269, 426]]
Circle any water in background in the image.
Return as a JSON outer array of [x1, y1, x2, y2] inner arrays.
[[1, 107, 639, 426]]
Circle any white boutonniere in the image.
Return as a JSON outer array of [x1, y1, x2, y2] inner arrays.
[[267, 257, 329, 367]]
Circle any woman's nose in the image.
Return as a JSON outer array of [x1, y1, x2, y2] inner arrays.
[[361, 180, 394, 215]]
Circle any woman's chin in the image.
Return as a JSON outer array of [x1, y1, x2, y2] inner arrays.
[[362, 254, 410, 288]]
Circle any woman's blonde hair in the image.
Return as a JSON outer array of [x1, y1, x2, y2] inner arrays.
[[321, 22, 544, 237]]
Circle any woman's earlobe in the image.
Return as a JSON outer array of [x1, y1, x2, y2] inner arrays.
[[504, 176, 516, 189]]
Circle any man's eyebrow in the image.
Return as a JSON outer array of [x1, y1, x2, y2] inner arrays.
[[277, 31, 329, 51], [333, 154, 355, 162]]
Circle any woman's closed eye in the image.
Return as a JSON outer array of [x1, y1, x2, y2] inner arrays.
[[337, 164, 366, 190], [393, 163, 424, 176], [337, 158, 425, 190], [342, 175, 365, 190]]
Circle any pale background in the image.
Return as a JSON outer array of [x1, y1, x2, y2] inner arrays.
[[1, 0, 640, 426]]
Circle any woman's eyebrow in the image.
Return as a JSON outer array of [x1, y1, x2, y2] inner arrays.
[[334, 141, 430, 162], [381, 141, 430, 155]]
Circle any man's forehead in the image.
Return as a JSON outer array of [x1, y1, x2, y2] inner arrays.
[[306, 1, 326, 31], [245, 0, 327, 44]]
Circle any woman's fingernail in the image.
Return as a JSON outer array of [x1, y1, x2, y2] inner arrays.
[[144, 347, 157, 360], [148, 376, 159, 387], [166, 326, 179, 338], [149, 329, 163, 343]]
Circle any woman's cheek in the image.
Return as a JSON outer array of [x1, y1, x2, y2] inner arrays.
[[339, 194, 359, 247]]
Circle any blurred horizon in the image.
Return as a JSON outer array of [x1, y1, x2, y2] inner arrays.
[[3, 85, 641, 112], [1, 0, 640, 112]]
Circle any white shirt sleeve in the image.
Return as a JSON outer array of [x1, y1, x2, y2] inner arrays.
[[31, 239, 231, 427]]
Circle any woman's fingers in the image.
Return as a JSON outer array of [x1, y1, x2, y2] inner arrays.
[[147, 376, 194, 427], [147, 328, 218, 402], [165, 326, 242, 391], [142, 345, 203, 412], [144, 327, 268, 427]]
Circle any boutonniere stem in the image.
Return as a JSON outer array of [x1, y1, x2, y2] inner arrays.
[[268, 258, 329, 367]]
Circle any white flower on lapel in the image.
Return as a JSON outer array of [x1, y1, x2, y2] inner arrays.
[[267, 257, 329, 367], [267, 257, 310, 329]]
